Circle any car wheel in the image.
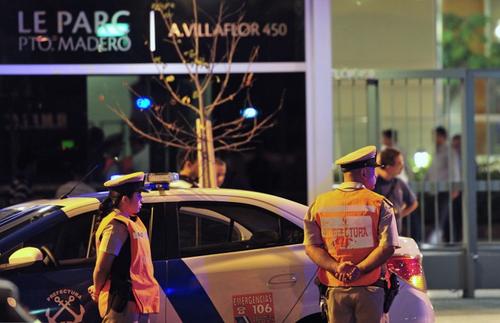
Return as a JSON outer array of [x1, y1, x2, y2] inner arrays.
[[297, 312, 326, 323]]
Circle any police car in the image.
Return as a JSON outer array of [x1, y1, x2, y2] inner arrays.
[[0, 173, 434, 322]]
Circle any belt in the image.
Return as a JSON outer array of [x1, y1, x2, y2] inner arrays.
[[329, 279, 387, 289], [371, 279, 387, 289]]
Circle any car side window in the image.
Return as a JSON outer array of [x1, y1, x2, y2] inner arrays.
[[138, 203, 166, 260], [87, 203, 167, 261], [178, 206, 246, 249], [26, 212, 95, 261], [177, 202, 303, 258]]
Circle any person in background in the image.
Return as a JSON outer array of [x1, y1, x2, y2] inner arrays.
[[172, 150, 199, 188], [426, 126, 461, 243], [451, 134, 462, 171], [215, 158, 227, 188], [381, 129, 409, 183], [304, 146, 399, 323], [375, 148, 419, 233], [451, 134, 463, 242], [55, 164, 96, 198], [88, 172, 159, 323], [172, 150, 227, 188], [7, 152, 35, 206], [121, 136, 149, 173]]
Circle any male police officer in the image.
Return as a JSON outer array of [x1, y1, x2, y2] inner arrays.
[[304, 146, 399, 323]]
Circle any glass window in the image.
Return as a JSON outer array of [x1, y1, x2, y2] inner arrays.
[[138, 203, 166, 260], [177, 202, 303, 258], [26, 212, 95, 261]]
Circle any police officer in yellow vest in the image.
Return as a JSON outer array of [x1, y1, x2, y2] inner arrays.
[[88, 172, 160, 323], [304, 146, 399, 323]]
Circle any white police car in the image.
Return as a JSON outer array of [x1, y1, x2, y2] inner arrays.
[[0, 173, 434, 322]]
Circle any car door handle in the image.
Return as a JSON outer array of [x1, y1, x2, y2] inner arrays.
[[267, 273, 297, 286]]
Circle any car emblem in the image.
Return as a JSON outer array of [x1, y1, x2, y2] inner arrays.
[[45, 289, 85, 323]]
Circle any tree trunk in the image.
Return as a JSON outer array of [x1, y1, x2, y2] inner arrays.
[[196, 119, 216, 188]]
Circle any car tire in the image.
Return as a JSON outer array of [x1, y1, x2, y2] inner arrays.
[[297, 312, 326, 323]]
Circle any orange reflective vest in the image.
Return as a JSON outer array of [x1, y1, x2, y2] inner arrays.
[[313, 188, 384, 287], [95, 211, 160, 317]]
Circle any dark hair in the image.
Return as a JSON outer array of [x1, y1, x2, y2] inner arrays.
[[435, 126, 447, 138], [379, 148, 401, 167], [92, 190, 135, 243], [176, 149, 197, 170], [382, 129, 398, 143]]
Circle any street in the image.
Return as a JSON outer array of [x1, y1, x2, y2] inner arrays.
[[430, 290, 500, 323]]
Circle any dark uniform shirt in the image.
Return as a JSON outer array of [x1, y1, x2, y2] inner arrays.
[[374, 177, 416, 218]]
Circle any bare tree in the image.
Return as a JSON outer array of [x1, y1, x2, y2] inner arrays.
[[105, 0, 282, 187]]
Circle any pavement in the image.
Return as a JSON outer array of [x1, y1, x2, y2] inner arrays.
[[429, 290, 500, 323]]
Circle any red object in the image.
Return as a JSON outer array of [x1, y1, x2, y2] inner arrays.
[[232, 292, 275, 323], [387, 255, 427, 291]]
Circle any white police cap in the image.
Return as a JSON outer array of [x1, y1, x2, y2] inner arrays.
[[335, 145, 381, 172], [104, 172, 148, 194]]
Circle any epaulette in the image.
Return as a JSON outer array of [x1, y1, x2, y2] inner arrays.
[[383, 197, 394, 208]]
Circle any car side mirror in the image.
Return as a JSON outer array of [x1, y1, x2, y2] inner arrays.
[[8, 247, 43, 266]]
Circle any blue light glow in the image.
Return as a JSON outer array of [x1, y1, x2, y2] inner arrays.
[[241, 107, 258, 119], [110, 174, 123, 181], [136, 97, 152, 110]]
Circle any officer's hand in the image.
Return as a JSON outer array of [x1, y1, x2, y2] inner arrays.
[[348, 265, 361, 282], [88, 285, 98, 303], [335, 261, 356, 282]]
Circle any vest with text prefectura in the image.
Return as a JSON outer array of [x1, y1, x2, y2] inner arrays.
[[95, 211, 160, 317], [314, 188, 384, 287]]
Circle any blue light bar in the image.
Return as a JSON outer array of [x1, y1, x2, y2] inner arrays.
[[241, 107, 258, 119], [136, 97, 152, 110]]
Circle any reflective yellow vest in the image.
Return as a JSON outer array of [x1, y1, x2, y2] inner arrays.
[[314, 188, 384, 287], [95, 211, 160, 317]]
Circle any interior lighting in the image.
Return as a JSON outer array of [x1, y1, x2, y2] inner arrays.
[[96, 23, 130, 38], [495, 20, 500, 40], [414, 151, 431, 169]]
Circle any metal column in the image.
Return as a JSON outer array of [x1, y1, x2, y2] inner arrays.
[[462, 70, 478, 298], [366, 79, 380, 148]]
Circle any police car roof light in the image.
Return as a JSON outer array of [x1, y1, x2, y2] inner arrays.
[[145, 172, 179, 185]]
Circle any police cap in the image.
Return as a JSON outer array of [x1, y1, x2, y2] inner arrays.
[[335, 145, 382, 172], [104, 172, 149, 194]]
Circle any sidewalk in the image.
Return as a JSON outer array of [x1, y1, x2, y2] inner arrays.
[[429, 290, 500, 323]]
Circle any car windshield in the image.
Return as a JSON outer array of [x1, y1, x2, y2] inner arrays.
[[0, 204, 62, 240]]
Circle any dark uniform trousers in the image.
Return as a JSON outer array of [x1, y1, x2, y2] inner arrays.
[[326, 286, 387, 323]]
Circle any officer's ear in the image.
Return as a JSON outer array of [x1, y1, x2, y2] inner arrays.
[[360, 167, 375, 180], [119, 194, 130, 206]]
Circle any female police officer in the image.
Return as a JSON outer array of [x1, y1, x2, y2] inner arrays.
[[88, 172, 159, 322]]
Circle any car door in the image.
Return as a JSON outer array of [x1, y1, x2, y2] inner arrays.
[[0, 202, 170, 323], [166, 201, 317, 323], [0, 211, 100, 323]]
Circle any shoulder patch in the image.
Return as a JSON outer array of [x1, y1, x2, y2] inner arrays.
[[383, 197, 394, 208]]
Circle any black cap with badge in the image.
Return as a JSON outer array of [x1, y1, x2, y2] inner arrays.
[[103, 172, 149, 194]]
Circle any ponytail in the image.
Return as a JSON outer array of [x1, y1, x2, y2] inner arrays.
[[92, 191, 125, 243]]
